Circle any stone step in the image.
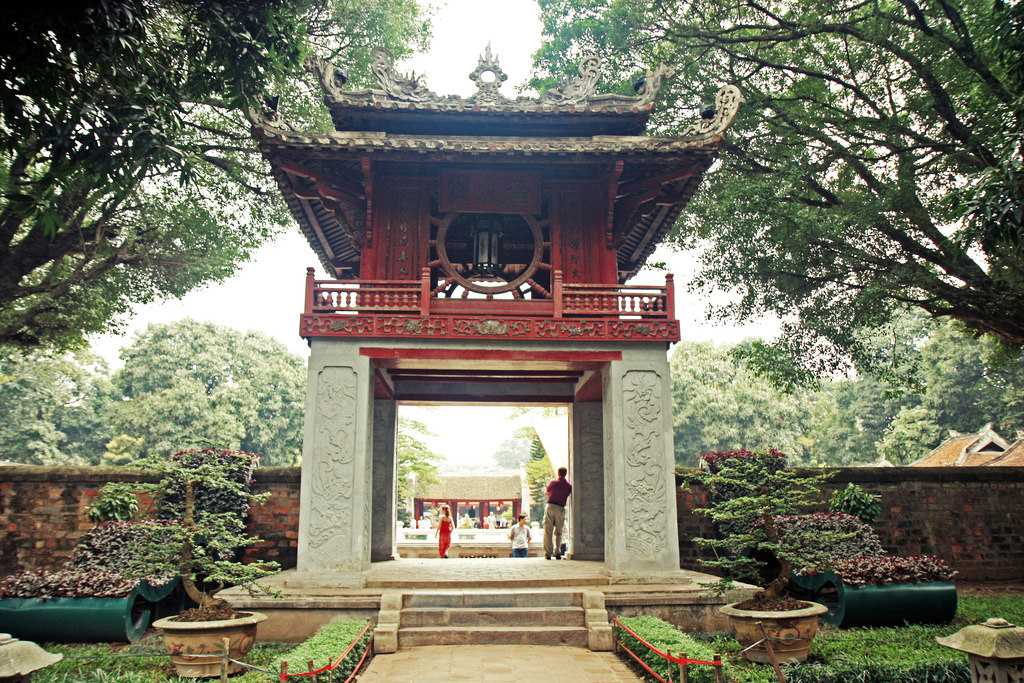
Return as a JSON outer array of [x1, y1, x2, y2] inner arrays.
[[398, 625, 590, 648], [402, 591, 581, 609], [400, 606, 586, 628]]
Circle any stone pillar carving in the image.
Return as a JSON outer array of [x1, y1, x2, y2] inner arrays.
[[297, 340, 374, 579], [602, 348, 680, 573], [371, 399, 397, 562], [571, 400, 604, 560]]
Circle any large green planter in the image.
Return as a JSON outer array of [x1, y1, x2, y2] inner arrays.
[[0, 578, 179, 643], [790, 572, 957, 628]]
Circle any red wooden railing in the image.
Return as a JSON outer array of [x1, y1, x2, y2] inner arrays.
[[304, 268, 675, 321], [611, 616, 725, 683]]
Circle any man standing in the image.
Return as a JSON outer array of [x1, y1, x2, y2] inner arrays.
[[543, 466, 572, 560]]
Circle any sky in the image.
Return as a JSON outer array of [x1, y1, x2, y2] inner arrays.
[[86, 0, 779, 469]]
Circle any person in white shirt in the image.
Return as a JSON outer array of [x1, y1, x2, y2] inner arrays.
[[509, 514, 531, 558]]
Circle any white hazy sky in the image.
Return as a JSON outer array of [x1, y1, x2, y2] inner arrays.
[[87, 0, 779, 467]]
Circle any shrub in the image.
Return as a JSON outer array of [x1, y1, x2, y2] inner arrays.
[[155, 448, 260, 528], [0, 569, 138, 599], [828, 555, 958, 587], [693, 448, 831, 599], [614, 616, 730, 683], [69, 521, 181, 584], [700, 448, 787, 474], [134, 448, 277, 614], [87, 482, 140, 522], [829, 483, 882, 524], [239, 619, 371, 682], [777, 512, 887, 573]]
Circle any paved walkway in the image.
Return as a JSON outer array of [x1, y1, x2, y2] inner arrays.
[[358, 645, 641, 682]]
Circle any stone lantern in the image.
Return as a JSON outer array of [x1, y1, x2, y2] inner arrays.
[[936, 618, 1024, 683], [0, 634, 63, 682]]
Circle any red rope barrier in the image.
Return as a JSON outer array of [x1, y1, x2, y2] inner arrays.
[[342, 637, 373, 683], [279, 622, 374, 681], [619, 641, 671, 683], [612, 616, 724, 667]]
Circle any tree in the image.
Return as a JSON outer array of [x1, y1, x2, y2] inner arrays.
[[491, 434, 532, 470], [669, 341, 814, 465], [0, 349, 111, 464], [533, 0, 1024, 381], [877, 406, 943, 465], [0, 1, 428, 350], [107, 320, 306, 465], [396, 417, 443, 524], [522, 427, 554, 521]]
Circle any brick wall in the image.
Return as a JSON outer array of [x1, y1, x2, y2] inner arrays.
[[0, 466, 301, 576], [677, 467, 1024, 582], [3, 465, 1022, 581]]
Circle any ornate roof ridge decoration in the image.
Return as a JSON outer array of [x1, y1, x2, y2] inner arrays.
[[677, 84, 743, 139], [541, 57, 601, 104], [252, 83, 743, 147], [311, 49, 684, 114], [371, 49, 435, 102], [469, 43, 509, 104]]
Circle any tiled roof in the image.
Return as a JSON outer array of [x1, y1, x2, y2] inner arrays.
[[256, 128, 725, 157], [913, 435, 977, 466], [417, 475, 522, 501], [911, 425, 1014, 467], [989, 440, 1024, 466]]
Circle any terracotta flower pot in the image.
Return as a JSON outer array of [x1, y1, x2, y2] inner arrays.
[[720, 600, 827, 664], [152, 611, 266, 678]]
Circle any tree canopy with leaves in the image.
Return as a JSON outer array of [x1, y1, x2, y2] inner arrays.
[[0, 0, 428, 350], [533, 0, 1023, 379]]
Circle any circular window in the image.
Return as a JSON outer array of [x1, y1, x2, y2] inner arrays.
[[435, 212, 544, 295]]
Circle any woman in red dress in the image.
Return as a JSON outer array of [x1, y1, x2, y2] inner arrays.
[[435, 505, 453, 559]]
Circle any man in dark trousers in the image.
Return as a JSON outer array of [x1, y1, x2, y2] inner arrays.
[[543, 466, 572, 560]]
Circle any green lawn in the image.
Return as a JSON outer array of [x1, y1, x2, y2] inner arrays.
[[33, 636, 291, 683], [692, 594, 1024, 683]]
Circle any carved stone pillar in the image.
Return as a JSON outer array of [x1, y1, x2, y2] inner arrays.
[[296, 339, 374, 579], [371, 399, 397, 562], [602, 347, 680, 573], [571, 400, 604, 560]]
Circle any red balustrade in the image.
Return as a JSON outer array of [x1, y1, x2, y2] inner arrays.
[[303, 268, 675, 321]]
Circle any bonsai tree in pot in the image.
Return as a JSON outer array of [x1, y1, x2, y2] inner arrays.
[[692, 449, 842, 664], [139, 449, 280, 678]]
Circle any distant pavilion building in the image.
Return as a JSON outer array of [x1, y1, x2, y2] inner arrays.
[[414, 475, 522, 525], [912, 424, 1024, 467]]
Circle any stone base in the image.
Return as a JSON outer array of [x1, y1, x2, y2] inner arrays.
[[216, 560, 757, 643]]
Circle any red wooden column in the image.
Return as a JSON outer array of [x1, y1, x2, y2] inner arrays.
[[449, 500, 458, 520], [480, 501, 490, 525], [414, 499, 424, 521], [512, 499, 521, 520]]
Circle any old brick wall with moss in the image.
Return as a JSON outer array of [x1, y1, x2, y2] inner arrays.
[[0, 466, 300, 575], [2, 465, 1022, 581], [677, 467, 1024, 582]]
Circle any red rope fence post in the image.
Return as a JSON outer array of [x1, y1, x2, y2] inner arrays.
[[678, 652, 688, 683]]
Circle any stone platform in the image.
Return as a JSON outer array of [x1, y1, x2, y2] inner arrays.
[[218, 558, 755, 642]]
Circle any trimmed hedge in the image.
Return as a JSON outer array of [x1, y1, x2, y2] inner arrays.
[[239, 618, 371, 682], [615, 616, 731, 683]]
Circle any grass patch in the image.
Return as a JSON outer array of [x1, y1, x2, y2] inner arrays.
[[33, 635, 290, 683], [238, 618, 371, 681], [621, 595, 1024, 683]]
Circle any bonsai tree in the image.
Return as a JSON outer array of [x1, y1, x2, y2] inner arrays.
[[692, 449, 840, 609], [135, 448, 280, 620]]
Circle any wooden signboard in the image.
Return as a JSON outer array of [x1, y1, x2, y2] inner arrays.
[[439, 170, 541, 215]]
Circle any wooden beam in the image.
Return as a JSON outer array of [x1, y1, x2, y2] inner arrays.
[[279, 161, 365, 200], [285, 175, 337, 262], [360, 348, 621, 362]]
